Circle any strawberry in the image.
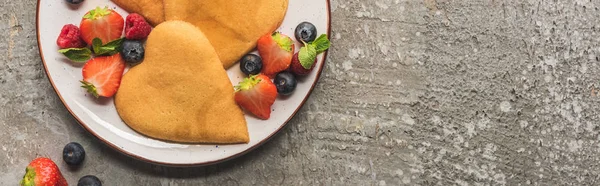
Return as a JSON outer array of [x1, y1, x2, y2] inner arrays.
[[79, 6, 124, 45], [257, 32, 294, 77], [20, 157, 68, 186], [289, 52, 315, 76], [234, 74, 278, 120], [289, 34, 331, 76], [81, 53, 126, 98]]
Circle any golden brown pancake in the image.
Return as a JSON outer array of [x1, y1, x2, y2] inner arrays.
[[115, 21, 249, 143], [111, 0, 165, 26], [163, 0, 289, 68]]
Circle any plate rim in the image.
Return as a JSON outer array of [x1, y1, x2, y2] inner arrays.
[[36, 0, 332, 166]]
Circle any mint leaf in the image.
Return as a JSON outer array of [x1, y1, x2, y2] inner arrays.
[[92, 37, 123, 56], [92, 38, 103, 49], [298, 44, 317, 69], [58, 48, 92, 63], [311, 34, 330, 54]]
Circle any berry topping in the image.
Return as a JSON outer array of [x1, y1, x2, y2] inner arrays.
[[294, 22, 317, 43], [240, 54, 263, 75], [289, 52, 315, 76], [120, 40, 145, 64], [124, 13, 152, 40], [80, 6, 124, 45], [63, 142, 86, 166], [289, 34, 330, 76], [81, 53, 126, 98], [257, 32, 294, 77], [57, 24, 86, 49], [78, 175, 102, 186], [234, 74, 278, 120], [274, 71, 297, 96]]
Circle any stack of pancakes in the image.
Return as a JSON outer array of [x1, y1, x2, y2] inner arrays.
[[113, 0, 289, 143]]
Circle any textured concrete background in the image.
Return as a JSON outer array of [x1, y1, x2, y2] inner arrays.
[[2, 0, 600, 185]]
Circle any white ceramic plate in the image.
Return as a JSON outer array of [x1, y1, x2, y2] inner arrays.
[[36, 0, 330, 166]]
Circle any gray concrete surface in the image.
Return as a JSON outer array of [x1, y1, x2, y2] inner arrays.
[[2, 0, 600, 185]]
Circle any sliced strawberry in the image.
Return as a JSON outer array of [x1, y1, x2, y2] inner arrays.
[[80, 6, 124, 45], [257, 32, 294, 77], [81, 53, 126, 98], [234, 74, 278, 120]]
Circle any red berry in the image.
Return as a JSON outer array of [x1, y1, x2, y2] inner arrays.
[[289, 52, 316, 76], [57, 24, 86, 49], [80, 7, 125, 45], [20, 157, 68, 186], [257, 32, 294, 77], [81, 53, 126, 98], [234, 74, 278, 120], [125, 13, 152, 40]]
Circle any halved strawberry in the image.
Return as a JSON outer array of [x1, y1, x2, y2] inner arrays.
[[81, 53, 126, 98], [234, 74, 278, 120], [257, 32, 294, 77], [80, 6, 124, 45]]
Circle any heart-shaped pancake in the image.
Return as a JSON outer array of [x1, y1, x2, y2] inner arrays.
[[115, 21, 249, 143], [111, 0, 165, 26], [163, 0, 289, 68]]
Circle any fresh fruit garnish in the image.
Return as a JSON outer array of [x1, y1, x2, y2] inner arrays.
[[80, 6, 124, 45], [57, 24, 86, 49], [120, 40, 145, 64], [257, 32, 294, 77], [274, 71, 297, 96], [234, 74, 278, 120], [124, 13, 152, 40], [66, 0, 84, 4], [289, 34, 330, 76], [294, 22, 317, 43], [63, 142, 86, 166], [240, 54, 262, 75], [58, 48, 92, 63], [92, 37, 124, 56], [20, 157, 68, 186], [78, 175, 101, 186], [81, 53, 126, 98]]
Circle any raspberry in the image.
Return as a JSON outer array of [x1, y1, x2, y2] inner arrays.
[[56, 24, 85, 49], [125, 13, 152, 40]]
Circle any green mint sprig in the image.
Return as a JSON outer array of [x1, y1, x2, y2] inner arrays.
[[58, 48, 92, 63], [92, 37, 124, 56], [298, 34, 330, 69]]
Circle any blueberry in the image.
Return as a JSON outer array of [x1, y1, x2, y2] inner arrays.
[[274, 72, 297, 96], [120, 40, 145, 64], [78, 175, 101, 186], [63, 142, 85, 166], [240, 54, 263, 75], [294, 22, 317, 43], [66, 0, 84, 4]]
